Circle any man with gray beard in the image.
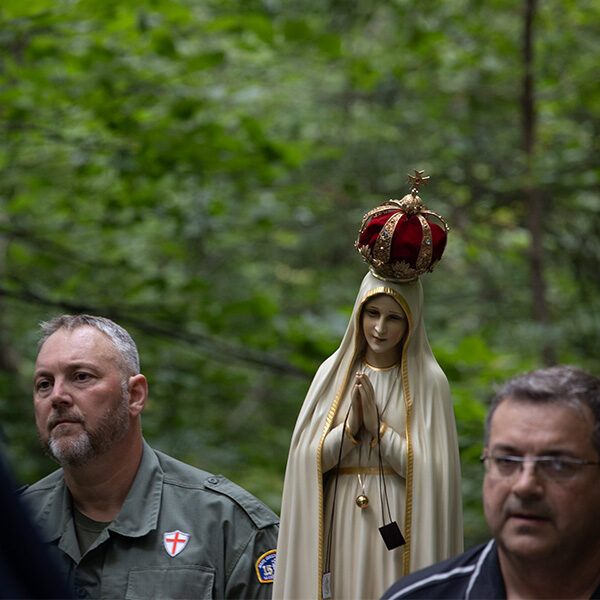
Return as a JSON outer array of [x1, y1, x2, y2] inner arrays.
[[21, 315, 279, 599]]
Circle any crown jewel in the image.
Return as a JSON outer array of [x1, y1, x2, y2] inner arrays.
[[354, 170, 449, 282]]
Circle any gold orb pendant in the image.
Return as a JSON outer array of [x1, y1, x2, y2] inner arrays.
[[355, 494, 369, 509]]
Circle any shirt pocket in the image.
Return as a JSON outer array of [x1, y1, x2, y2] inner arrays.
[[125, 566, 214, 599]]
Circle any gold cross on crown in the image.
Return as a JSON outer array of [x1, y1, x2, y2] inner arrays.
[[407, 169, 430, 194]]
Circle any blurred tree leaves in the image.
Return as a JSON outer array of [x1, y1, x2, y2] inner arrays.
[[0, 0, 598, 547]]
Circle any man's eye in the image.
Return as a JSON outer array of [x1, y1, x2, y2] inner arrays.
[[75, 373, 91, 382], [494, 457, 518, 473], [548, 459, 575, 474], [36, 380, 51, 391]]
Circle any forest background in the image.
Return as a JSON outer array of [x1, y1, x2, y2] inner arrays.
[[0, 0, 598, 547]]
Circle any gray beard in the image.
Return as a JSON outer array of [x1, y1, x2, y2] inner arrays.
[[45, 392, 130, 467]]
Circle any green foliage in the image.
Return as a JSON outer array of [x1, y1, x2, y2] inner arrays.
[[0, 0, 598, 551]]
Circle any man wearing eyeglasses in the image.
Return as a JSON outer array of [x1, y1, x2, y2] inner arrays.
[[383, 365, 600, 599]]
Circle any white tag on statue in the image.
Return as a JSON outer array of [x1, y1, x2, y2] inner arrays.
[[322, 572, 332, 599]]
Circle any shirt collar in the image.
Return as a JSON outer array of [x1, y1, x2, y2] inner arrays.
[[34, 474, 72, 544], [471, 541, 600, 599], [107, 439, 163, 537], [30, 439, 163, 559], [466, 541, 506, 600]]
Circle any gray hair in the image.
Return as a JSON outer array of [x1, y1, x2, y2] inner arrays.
[[38, 314, 140, 376], [484, 365, 600, 457]]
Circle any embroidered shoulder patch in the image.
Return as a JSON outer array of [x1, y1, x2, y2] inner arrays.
[[163, 530, 190, 557], [255, 549, 276, 583]]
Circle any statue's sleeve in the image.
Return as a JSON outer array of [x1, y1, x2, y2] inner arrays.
[[378, 426, 407, 477], [321, 423, 355, 472]]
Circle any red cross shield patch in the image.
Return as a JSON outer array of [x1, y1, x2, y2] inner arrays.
[[163, 530, 190, 557]]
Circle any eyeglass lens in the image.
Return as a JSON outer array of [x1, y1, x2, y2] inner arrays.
[[484, 456, 582, 481]]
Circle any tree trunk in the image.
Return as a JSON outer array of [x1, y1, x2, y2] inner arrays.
[[522, 0, 555, 365]]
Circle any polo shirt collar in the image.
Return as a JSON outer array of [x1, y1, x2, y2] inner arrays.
[[467, 541, 506, 599], [469, 540, 600, 599], [107, 439, 163, 538]]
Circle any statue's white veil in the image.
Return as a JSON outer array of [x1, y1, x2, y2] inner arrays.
[[273, 272, 463, 599]]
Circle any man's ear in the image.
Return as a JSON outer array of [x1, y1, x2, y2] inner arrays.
[[127, 374, 148, 417]]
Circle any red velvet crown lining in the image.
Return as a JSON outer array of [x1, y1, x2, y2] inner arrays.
[[358, 212, 447, 268]]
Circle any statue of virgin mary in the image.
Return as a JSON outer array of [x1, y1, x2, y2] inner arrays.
[[273, 172, 463, 600]]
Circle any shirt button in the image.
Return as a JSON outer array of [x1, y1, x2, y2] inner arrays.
[[207, 477, 219, 485], [76, 587, 88, 598]]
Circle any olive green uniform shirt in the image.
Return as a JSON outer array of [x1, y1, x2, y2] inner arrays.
[[21, 441, 279, 599]]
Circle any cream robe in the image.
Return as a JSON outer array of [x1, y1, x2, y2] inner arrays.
[[273, 273, 463, 600]]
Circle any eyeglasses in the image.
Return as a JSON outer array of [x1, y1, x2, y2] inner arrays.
[[480, 454, 600, 482]]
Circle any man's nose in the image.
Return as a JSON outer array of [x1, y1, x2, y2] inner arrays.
[[512, 461, 544, 497], [50, 378, 73, 407]]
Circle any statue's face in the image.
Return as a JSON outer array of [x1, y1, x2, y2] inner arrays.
[[361, 294, 407, 367]]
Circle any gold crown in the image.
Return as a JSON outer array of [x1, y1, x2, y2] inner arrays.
[[355, 170, 449, 282]]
